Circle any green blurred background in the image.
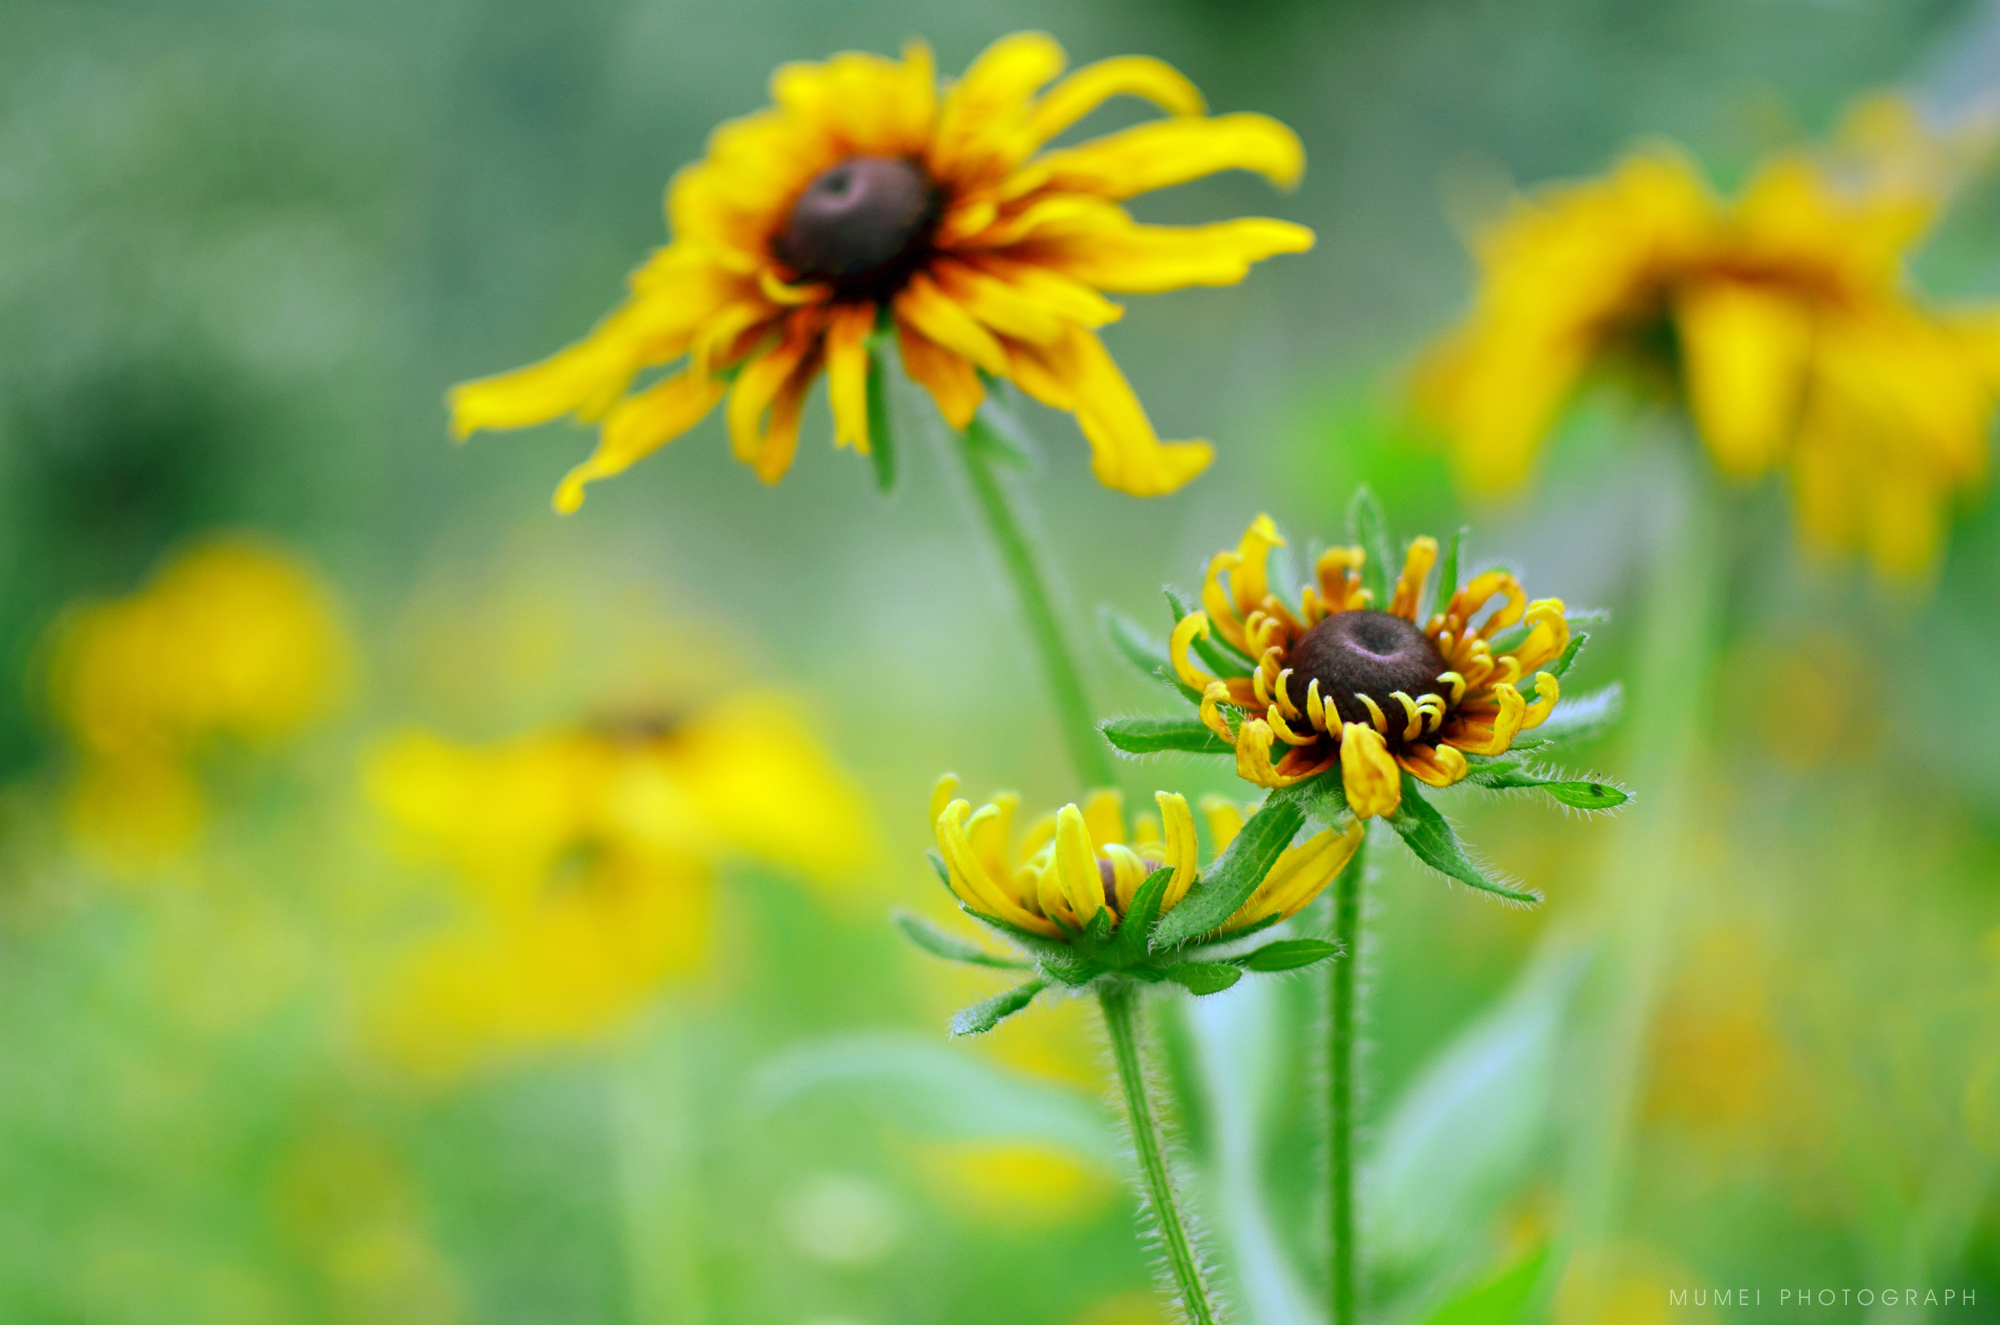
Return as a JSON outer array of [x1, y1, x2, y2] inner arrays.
[[5, 1, 2000, 1322]]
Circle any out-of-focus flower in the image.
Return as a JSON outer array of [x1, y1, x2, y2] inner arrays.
[[450, 32, 1311, 507], [914, 1139, 1114, 1226], [1170, 515, 1566, 818], [930, 776, 1359, 941], [1417, 105, 2000, 578], [44, 536, 350, 869], [366, 694, 874, 1073]]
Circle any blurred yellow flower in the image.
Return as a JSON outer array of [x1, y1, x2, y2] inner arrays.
[[44, 536, 350, 869], [1172, 515, 1565, 817], [367, 694, 875, 1073], [1418, 107, 1999, 577], [451, 32, 1311, 507], [914, 1139, 1114, 1226], [930, 776, 1360, 940]]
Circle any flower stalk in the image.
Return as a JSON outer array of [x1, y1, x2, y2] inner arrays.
[[1099, 981, 1221, 1325], [1327, 833, 1365, 1325], [956, 414, 1121, 791]]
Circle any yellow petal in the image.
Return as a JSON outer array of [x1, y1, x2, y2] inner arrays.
[[1675, 278, 1813, 480], [928, 774, 961, 828], [1023, 55, 1204, 148], [930, 32, 1067, 183], [1389, 536, 1438, 620], [1395, 742, 1468, 789], [937, 798, 1060, 936], [1002, 326, 1213, 496], [1027, 216, 1315, 294], [450, 333, 640, 438], [1225, 819, 1363, 930], [726, 332, 819, 483], [824, 303, 876, 454], [1053, 803, 1103, 926], [1339, 723, 1401, 820], [931, 259, 1069, 346], [553, 370, 728, 514], [1198, 796, 1244, 853], [1231, 514, 1284, 616], [895, 273, 1010, 374], [1169, 612, 1218, 692], [1155, 790, 1199, 911], [1081, 788, 1126, 847], [895, 323, 985, 428], [1021, 113, 1304, 199]]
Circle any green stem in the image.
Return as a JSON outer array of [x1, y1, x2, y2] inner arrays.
[[956, 416, 1120, 791], [1328, 833, 1365, 1325], [1099, 982, 1221, 1325]]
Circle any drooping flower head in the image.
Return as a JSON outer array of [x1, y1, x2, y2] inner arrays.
[[367, 693, 875, 1073], [930, 775, 1359, 940], [1417, 105, 1999, 577], [451, 33, 1312, 509], [1168, 515, 1566, 821]]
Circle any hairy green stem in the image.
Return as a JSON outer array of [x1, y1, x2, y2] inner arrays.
[[1328, 834, 1365, 1325], [1099, 983, 1221, 1325], [956, 417, 1120, 791]]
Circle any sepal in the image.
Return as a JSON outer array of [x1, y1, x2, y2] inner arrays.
[[1386, 774, 1541, 904], [865, 330, 898, 493], [1230, 937, 1341, 971], [950, 978, 1047, 1036], [1462, 759, 1630, 811], [892, 909, 1031, 969], [1346, 486, 1395, 606], [1101, 607, 1198, 698], [1161, 962, 1242, 995], [1101, 715, 1233, 756]]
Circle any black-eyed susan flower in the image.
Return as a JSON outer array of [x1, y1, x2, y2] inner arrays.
[[45, 536, 350, 870], [1103, 494, 1626, 903], [1167, 514, 1566, 818], [1417, 106, 2000, 578], [366, 693, 874, 1073], [450, 33, 1311, 509], [904, 775, 1360, 1031]]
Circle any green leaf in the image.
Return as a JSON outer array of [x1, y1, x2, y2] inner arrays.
[[1435, 525, 1468, 613], [1151, 791, 1307, 948], [950, 978, 1047, 1036], [1420, 1245, 1553, 1325], [1162, 962, 1242, 995], [1548, 630, 1587, 678], [1516, 683, 1622, 749], [892, 909, 1030, 969], [1101, 606, 1194, 697], [1465, 762, 1630, 810], [1387, 775, 1540, 903], [1231, 937, 1341, 972], [1109, 868, 1174, 968], [1164, 586, 1257, 677], [1347, 486, 1394, 606], [865, 338, 897, 493], [1100, 715, 1232, 756]]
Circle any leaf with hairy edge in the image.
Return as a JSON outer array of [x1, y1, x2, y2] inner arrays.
[[865, 338, 897, 493], [1162, 963, 1242, 995], [893, 909, 1030, 969], [1514, 683, 1622, 750], [1150, 791, 1308, 948], [1164, 587, 1257, 677], [1435, 525, 1468, 613], [1232, 938, 1341, 971], [1101, 606, 1196, 698], [1101, 715, 1233, 756], [950, 979, 1047, 1036], [1110, 868, 1174, 967], [1347, 486, 1394, 606], [1548, 631, 1587, 678], [1464, 762, 1630, 810], [1387, 775, 1541, 903]]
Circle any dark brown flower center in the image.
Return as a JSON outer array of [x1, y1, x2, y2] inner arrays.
[[1290, 609, 1448, 745], [773, 156, 940, 299]]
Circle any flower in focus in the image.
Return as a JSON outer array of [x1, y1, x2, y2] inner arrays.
[[1170, 514, 1566, 819], [451, 32, 1312, 508], [931, 776, 1358, 940], [1417, 106, 2000, 577], [366, 693, 874, 1073], [906, 775, 1360, 1030], [45, 536, 350, 869]]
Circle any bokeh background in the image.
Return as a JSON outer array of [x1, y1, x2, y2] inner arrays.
[[6, 1, 2000, 1322]]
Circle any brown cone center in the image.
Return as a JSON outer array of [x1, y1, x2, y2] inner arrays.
[[1290, 609, 1448, 745], [773, 156, 940, 298]]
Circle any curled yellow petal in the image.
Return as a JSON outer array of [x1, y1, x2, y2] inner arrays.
[[1519, 673, 1560, 731], [1390, 536, 1438, 620], [1199, 681, 1239, 742], [1225, 818, 1364, 930], [1024, 55, 1205, 148], [824, 303, 877, 454], [937, 799, 1060, 936], [1339, 723, 1401, 820], [554, 370, 727, 514], [1155, 790, 1199, 911], [1396, 742, 1469, 789], [1031, 216, 1316, 294], [1170, 612, 1219, 691], [1026, 113, 1305, 199], [1081, 788, 1126, 847], [1053, 803, 1104, 926], [1199, 796, 1244, 853]]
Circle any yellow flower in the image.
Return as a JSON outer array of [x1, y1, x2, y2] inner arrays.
[[1170, 515, 1566, 819], [367, 694, 875, 1072], [930, 774, 1360, 940], [44, 536, 350, 869], [451, 33, 1312, 508], [1417, 122, 1999, 577]]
